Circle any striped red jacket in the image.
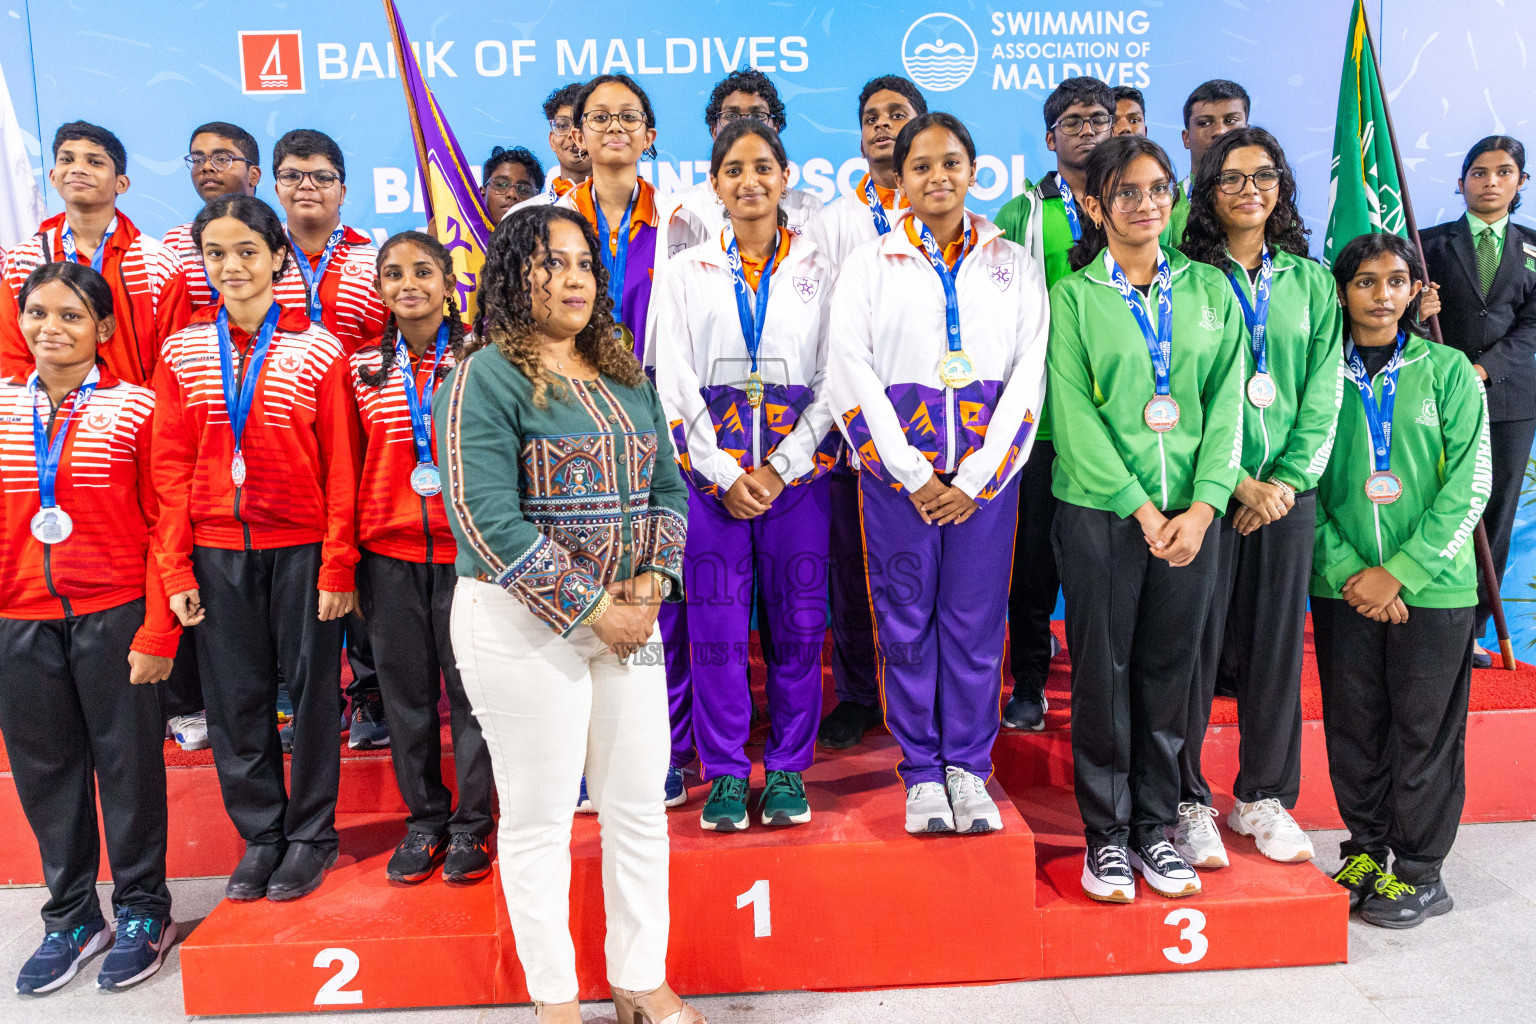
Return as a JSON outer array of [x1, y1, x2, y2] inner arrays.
[[274, 226, 387, 355], [0, 212, 192, 386], [0, 365, 181, 656], [162, 221, 216, 311], [351, 342, 458, 564], [151, 302, 362, 596]]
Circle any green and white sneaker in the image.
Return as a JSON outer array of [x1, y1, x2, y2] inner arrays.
[[700, 776, 750, 832], [758, 770, 811, 826]]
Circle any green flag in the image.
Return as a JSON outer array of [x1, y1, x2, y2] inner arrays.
[[1323, 0, 1407, 267]]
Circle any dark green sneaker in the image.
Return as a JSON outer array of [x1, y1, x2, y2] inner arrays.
[[758, 770, 811, 826], [700, 776, 750, 832], [1332, 852, 1385, 910], [1359, 873, 1454, 929]]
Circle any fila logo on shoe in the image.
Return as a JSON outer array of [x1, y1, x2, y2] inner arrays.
[[989, 263, 1014, 291]]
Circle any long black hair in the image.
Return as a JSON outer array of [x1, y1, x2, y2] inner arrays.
[[1330, 232, 1431, 340], [1180, 127, 1311, 272], [1068, 135, 1177, 271], [18, 262, 115, 325], [192, 194, 292, 283], [360, 231, 468, 390], [472, 205, 643, 407], [709, 119, 790, 228], [1460, 135, 1528, 215]]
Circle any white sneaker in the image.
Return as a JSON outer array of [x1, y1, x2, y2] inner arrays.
[[904, 782, 955, 834], [167, 713, 209, 751], [944, 766, 1003, 834], [1130, 839, 1202, 898], [1228, 798, 1315, 863], [1172, 801, 1229, 869], [1081, 845, 1136, 903]]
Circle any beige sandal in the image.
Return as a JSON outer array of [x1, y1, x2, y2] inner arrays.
[[610, 984, 708, 1024]]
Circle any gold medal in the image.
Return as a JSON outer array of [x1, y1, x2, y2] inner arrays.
[[614, 322, 636, 355], [939, 350, 975, 389], [745, 371, 765, 408]]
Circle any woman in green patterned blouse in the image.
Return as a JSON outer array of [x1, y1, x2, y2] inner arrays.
[[436, 206, 700, 1024]]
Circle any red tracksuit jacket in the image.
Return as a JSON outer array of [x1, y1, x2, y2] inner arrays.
[[151, 302, 362, 597], [0, 365, 181, 656], [350, 342, 458, 564], [0, 211, 192, 385], [273, 226, 387, 355]]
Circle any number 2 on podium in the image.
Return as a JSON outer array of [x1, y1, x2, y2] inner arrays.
[[736, 879, 772, 937], [314, 947, 363, 1005]]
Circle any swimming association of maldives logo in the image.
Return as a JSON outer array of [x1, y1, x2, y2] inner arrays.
[[238, 31, 305, 95], [902, 13, 978, 92]]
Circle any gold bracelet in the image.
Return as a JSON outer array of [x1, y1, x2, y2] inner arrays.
[[581, 591, 612, 626]]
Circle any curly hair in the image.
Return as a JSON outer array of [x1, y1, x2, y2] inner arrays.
[[1180, 127, 1311, 272], [704, 69, 786, 133], [360, 231, 469, 390], [471, 205, 644, 407]]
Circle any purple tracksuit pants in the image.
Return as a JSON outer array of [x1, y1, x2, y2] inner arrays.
[[684, 475, 831, 781], [858, 472, 1018, 787]]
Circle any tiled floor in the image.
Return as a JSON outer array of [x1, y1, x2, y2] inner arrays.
[[0, 823, 1531, 1023]]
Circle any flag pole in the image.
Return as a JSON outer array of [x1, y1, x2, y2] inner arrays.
[[1360, 8, 1516, 670]]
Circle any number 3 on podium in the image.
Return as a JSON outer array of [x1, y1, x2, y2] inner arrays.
[[736, 879, 772, 938], [1161, 909, 1209, 965]]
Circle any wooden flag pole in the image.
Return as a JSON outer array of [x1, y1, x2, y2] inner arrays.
[[1361, 9, 1517, 670]]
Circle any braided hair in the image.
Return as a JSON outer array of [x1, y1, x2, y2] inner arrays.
[[359, 230, 468, 389]]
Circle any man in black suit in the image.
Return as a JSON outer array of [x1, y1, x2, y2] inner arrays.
[[1422, 136, 1536, 666]]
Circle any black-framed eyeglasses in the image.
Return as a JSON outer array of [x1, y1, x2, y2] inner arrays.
[[274, 168, 341, 188], [487, 176, 538, 199], [548, 116, 575, 134], [1215, 168, 1282, 194], [716, 110, 777, 128], [185, 153, 253, 172], [1051, 113, 1112, 137], [581, 109, 648, 131], [1110, 181, 1177, 213]]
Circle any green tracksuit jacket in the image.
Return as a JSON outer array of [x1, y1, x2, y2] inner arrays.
[[1310, 333, 1492, 609], [1048, 245, 1247, 517]]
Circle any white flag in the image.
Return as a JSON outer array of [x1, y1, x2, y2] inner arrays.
[[0, 56, 46, 249]]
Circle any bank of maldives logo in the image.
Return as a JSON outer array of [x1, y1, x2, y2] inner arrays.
[[239, 31, 305, 94], [902, 13, 978, 92]]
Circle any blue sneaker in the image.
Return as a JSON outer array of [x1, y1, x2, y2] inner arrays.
[[576, 775, 596, 814], [96, 910, 177, 991], [664, 766, 689, 808], [16, 921, 110, 995]]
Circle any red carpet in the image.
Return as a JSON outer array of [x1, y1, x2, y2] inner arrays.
[[2, 616, 1532, 774]]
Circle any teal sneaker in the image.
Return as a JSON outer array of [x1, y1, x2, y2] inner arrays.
[[700, 776, 750, 832], [758, 770, 811, 826]]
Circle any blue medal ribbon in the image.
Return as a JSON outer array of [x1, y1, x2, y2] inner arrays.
[[1108, 252, 1175, 396], [1226, 247, 1274, 374], [725, 229, 778, 377], [288, 227, 344, 323], [60, 217, 117, 274], [863, 175, 892, 236], [216, 303, 282, 461], [1057, 176, 1083, 242], [915, 217, 973, 355], [28, 368, 99, 514], [592, 189, 636, 325], [1345, 331, 1407, 474], [397, 322, 449, 468]]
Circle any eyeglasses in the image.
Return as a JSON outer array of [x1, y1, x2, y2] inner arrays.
[[274, 168, 341, 188], [487, 176, 539, 199], [581, 109, 648, 131], [1051, 114, 1113, 137], [717, 111, 777, 128], [1215, 168, 1282, 194], [184, 153, 253, 172], [1109, 182, 1177, 213], [548, 116, 574, 134]]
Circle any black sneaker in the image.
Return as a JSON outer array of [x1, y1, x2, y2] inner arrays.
[[1001, 692, 1048, 731], [1081, 844, 1136, 903], [15, 922, 109, 995], [386, 831, 446, 884], [96, 910, 176, 991], [225, 843, 284, 901], [1358, 874, 1454, 929], [1130, 839, 1202, 898], [348, 692, 391, 750], [1332, 852, 1385, 910], [266, 843, 338, 902], [443, 833, 493, 884], [1472, 644, 1493, 669], [816, 700, 881, 750]]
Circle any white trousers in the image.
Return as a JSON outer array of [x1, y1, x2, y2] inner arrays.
[[451, 578, 671, 1002]]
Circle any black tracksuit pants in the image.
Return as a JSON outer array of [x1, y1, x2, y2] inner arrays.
[[358, 552, 493, 837], [1055, 503, 1221, 849], [1008, 439, 1060, 701], [1181, 493, 1315, 807], [162, 627, 204, 718], [1476, 417, 1536, 637], [828, 462, 878, 707], [194, 543, 341, 852], [0, 599, 171, 931], [1312, 597, 1472, 884]]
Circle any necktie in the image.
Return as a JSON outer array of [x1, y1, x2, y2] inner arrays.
[[1477, 225, 1498, 296]]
